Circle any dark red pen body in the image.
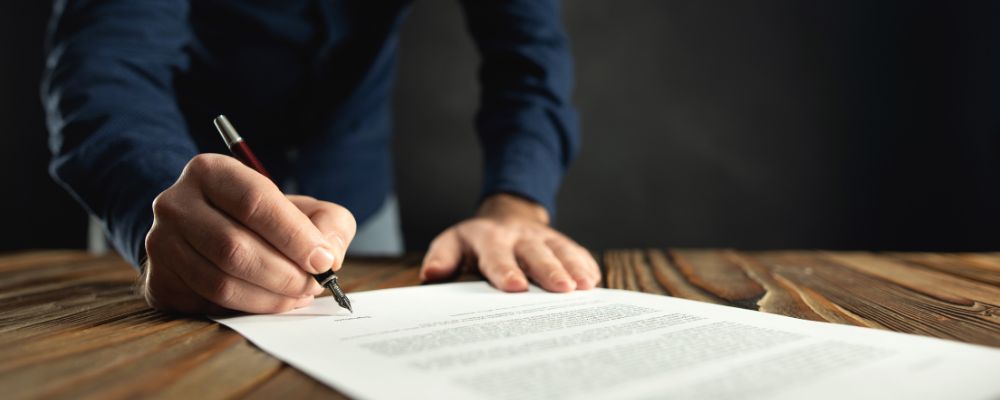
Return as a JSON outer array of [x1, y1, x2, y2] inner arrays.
[[228, 140, 272, 180], [212, 115, 272, 180]]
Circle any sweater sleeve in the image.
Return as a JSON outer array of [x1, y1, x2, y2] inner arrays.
[[42, 0, 199, 268], [458, 0, 581, 217]]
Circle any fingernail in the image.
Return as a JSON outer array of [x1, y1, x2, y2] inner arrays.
[[504, 272, 527, 291], [308, 247, 335, 273]]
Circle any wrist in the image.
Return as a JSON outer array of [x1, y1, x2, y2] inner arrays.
[[477, 193, 550, 225]]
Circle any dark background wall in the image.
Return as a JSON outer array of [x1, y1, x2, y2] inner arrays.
[[0, 1, 87, 250], [3, 1, 1000, 255]]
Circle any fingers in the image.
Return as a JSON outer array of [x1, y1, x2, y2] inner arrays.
[[448, 219, 598, 293], [288, 195, 357, 272], [420, 228, 464, 282], [471, 235, 529, 292], [168, 239, 314, 314], [515, 240, 576, 292], [162, 198, 324, 297], [185, 154, 338, 274], [547, 239, 601, 289]]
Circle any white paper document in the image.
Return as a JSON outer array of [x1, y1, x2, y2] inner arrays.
[[214, 282, 1000, 400]]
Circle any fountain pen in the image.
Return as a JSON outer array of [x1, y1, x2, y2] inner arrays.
[[213, 115, 353, 313]]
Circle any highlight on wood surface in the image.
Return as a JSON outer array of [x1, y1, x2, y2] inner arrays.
[[1, 249, 998, 399]]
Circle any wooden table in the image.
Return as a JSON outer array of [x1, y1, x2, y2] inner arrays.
[[2, 249, 999, 399]]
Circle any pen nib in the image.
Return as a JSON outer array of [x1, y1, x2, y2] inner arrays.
[[316, 270, 353, 313], [338, 295, 353, 314]]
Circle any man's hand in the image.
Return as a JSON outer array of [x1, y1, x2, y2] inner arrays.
[[142, 154, 356, 314], [420, 194, 600, 292]]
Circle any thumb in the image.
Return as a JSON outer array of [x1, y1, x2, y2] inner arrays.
[[287, 196, 356, 272], [421, 228, 464, 282]]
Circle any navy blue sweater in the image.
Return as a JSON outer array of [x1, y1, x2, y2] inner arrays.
[[41, 0, 579, 268]]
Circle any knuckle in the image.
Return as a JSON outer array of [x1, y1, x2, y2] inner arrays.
[[546, 237, 583, 255], [278, 223, 305, 252], [186, 153, 222, 175], [151, 191, 179, 218], [235, 187, 270, 222], [278, 273, 305, 296], [533, 261, 562, 277], [207, 276, 238, 306], [144, 227, 163, 258], [491, 260, 519, 274], [309, 209, 340, 236], [547, 268, 569, 280], [515, 238, 544, 253], [565, 257, 587, 271], [522, 226, 547, 241], [323, 203, 357, 229], [314, 205, 357, 243], [483, 227, 512, 244], [512, 240, 530, 254], [339, 206, 357, 235], [310, 208, 332, 223], [188, 153, 229, 171], [216, 236, 254, 272], [329, 203, 353, 219], [466, 218, 496, 232], [543, 237, 564, 249]]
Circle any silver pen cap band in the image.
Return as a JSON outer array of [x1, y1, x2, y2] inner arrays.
[[213, 115, 243, 148]]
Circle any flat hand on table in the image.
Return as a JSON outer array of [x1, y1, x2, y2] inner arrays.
[[420, 194, 601, 292]]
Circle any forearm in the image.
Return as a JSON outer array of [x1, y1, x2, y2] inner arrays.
[[43, 0, 197, 267], [461, 0, 580, 217]]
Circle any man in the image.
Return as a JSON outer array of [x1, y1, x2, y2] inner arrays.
[[42, 0, 599, 314]]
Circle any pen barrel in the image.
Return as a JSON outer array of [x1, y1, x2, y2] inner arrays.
[[228, 141, 273, 181]]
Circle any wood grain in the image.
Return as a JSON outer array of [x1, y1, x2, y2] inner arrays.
[[887, 252, 1000, 286], [670, 249, 765, 308], [755, 252, 1000, 344], [723, 251, 827, 322], [1, 249, 998, 399]]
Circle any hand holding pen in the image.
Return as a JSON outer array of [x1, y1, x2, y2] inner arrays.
[[214, 115, 353, 312], [139, 117, 356, 315]]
